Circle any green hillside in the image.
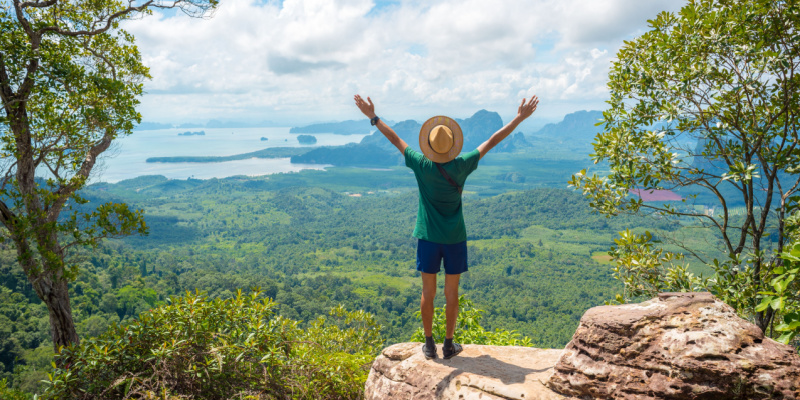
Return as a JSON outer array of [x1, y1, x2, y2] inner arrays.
[[3, 162, 726, 395]]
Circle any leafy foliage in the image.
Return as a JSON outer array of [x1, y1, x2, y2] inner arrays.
[[0, 378, 32, 400], [756, 242, 800, 345], [42, 289, 382, 399], [0, 0, 217, 349], [606, 230, 699, 304], [568, 0, 800, 332]]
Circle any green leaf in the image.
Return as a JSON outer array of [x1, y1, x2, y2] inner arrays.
[[770, 297, 785, 312], [755, 296, 773, 312], [776, 331, 796, 345]]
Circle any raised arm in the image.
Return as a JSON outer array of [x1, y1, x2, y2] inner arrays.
[[354, 95, 409, 154], [477, 96, 539, 159]]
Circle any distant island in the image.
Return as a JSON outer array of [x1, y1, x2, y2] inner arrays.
[[297, 135, 317, 145], [146, 147, 310, 163], [178, 131, 205, 136], [260, 137, 269, 141]]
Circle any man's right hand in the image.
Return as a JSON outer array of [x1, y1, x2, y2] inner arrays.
[[516, 96, 539, 122], [354, 94, 377, 119], [478, 95, 540, 159]]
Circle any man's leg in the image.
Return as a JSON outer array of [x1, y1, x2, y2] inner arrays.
[[420, 272, 437, 337], [444, 273, 460, 339]]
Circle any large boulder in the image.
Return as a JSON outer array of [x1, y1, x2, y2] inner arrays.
[[547, 292, 800, 399], [364, 342, 574, 400]]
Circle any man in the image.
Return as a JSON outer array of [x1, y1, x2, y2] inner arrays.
[[354, 94, 539, 359]]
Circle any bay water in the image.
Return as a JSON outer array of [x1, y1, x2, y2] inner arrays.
[[92, 127, 369, 183]]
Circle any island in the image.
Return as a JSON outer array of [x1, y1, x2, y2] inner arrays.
[[178, 131, 205, 136], [297, 135, 317, 145], [260, 137, 269, 141]]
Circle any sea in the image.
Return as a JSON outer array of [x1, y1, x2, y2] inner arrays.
[[91, 127, 369, 183]]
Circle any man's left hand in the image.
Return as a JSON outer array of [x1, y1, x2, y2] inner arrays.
[[354, 95, 377, 119]]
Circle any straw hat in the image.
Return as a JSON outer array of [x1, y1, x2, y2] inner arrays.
[[419, 116, 463, 163]]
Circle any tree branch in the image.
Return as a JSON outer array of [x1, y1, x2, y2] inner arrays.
[[13, 0, 43, 100], [0, 53, 15, 108], [49, 127, 114, 220], [0, 199, 18, 230], [37, 1, 155, 37], [18, 0, 57, 8]]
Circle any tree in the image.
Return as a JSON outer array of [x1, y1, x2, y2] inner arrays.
[[569, 0, 800, 333], [0, 0, 216, 351]]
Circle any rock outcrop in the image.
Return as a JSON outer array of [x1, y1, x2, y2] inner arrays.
[[547, 292, 800, 399], [365, 342, 573, 400]]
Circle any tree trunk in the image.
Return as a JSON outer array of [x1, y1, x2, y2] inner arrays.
[[33, 275, 80, 351], [8, 227, 80, 351], [755, 308, 773, 334]]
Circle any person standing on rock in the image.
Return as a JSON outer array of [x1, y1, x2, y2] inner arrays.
[[354, 94, 539, 359]]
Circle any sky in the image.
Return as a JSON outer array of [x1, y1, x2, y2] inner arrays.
[[123, 0, 686, 127]]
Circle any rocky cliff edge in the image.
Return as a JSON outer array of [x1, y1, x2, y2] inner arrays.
[[365, 292, 800, 400], [364, 342, 572, 400]]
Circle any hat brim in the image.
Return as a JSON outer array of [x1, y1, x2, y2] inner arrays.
[[419, 116, 463, 163]]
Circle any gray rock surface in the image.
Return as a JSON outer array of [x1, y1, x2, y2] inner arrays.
[[547, 292, 800, 399], [364, 342, 574, 400]]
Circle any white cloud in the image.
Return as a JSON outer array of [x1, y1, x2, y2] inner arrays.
[[561, 0, 684, 47], [122, 0, 688, 124]]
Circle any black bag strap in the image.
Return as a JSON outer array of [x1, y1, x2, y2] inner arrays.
[[435, 163, 462, 194]]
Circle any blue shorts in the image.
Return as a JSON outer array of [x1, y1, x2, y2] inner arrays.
[[416, 239, 468, 275]]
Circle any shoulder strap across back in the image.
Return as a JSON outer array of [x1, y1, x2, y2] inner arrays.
[[435, 163, 462, 194]]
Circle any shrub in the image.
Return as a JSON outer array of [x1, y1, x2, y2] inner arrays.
[[0, 378, 32, 400], [42, 289, 382, 399]]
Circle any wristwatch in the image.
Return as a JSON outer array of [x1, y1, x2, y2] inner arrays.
[[370, 116, 380, 126]]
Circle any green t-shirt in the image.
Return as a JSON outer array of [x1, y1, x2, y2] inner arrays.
[[404, 147, 481, 244]]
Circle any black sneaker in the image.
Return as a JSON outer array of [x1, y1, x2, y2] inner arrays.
[[442, 342, 463, 359]]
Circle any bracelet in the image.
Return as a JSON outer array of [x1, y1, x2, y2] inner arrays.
[[370, 116, 380, 126]]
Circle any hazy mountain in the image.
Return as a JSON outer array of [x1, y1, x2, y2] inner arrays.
[[532, 110, 604, 142], [359, 110, 507, 154], [135, 120, 279, 130], [135, 122, 173, 131], [459, 109, 504, 151], [290, 109, 577, 167], [290, 119, 384, 135], [206, 120, 255, 129], [495, 131, 531, 152], [360, 119, 422, 153]]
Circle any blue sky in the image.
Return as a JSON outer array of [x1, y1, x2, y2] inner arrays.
[[124, 0, 685, 127]]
